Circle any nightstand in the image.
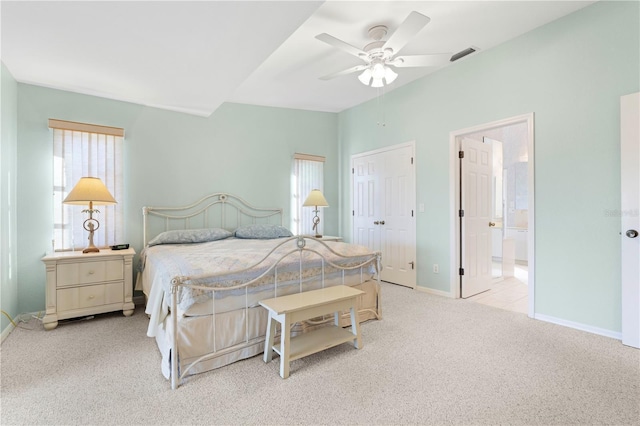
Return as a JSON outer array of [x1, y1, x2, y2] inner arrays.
[[41, 248, 135, 330]]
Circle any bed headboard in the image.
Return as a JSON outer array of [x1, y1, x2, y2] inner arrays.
[[142, 193, 283, 246]]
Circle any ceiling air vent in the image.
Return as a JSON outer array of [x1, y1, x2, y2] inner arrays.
[[450, 47, 477, 62]]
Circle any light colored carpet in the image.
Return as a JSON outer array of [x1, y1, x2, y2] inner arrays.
[[1, 282, 638, 425]]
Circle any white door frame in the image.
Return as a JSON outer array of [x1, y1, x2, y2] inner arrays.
[[449, 113, 536, 318]]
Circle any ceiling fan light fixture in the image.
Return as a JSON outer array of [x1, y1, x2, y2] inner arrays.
[[358, 68, 373, 85], [360, 63, 396, 87], [384, 66, 398, 84], [371, 78, 384, 88], [371, 62, 386, 80]]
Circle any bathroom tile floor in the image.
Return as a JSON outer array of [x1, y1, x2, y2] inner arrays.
[[466, 263, 529, 314]]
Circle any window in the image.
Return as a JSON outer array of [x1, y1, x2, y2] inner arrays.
[[291, 153, 325, 235], [50, 119, 124, 251]]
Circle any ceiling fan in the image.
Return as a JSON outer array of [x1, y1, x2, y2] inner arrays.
[[316, 11, 450, 88]]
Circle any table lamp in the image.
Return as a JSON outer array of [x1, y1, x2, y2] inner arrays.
[[63, 177, 117, 253], [302, 189, 328, 238]]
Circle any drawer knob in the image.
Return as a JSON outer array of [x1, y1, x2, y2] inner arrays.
[[88, 271, 95, 275], [88, 295, 95, 299]]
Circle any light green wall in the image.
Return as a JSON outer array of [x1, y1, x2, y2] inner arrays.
[[1, 63, 19, 333], [338, 1, 639, 332], [9, 1, 639, 335], [16, 86, 338, 314]]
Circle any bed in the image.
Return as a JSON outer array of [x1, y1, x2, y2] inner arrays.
[[138, 193, 382, 389]]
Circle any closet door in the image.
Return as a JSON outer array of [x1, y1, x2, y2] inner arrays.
[[352, 143, 416, 288], [352, 154, 382, 252]]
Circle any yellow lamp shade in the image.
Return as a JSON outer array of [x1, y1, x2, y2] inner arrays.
[[302, 189, 328, 207], [63, 177, 116, 205]]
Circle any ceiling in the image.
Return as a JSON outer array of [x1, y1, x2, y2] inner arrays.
[[1, 1, 595, 117]]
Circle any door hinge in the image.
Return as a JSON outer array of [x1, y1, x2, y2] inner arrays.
[[411, 210, 414, 217], [458, 209, 464, 217], [459, 151, 464, 159], [352, 167, 354, 174], [459, 268, 465, 276], [352, 210, 355, 216], [411, 157, 414, 165]]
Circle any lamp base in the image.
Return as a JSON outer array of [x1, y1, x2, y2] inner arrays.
[[314, 234, 323, 238], [82, 223, 99, 253]]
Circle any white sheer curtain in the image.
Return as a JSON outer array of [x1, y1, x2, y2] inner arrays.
[[291, 154, 324, 236], [51, 120, 124, 251]]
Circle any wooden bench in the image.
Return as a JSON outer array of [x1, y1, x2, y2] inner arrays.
[[259, 285, 364, 378]]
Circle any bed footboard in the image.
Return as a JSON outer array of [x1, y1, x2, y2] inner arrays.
[[167, 236, 381, 389]]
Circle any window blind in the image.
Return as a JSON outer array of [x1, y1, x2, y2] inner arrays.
[[291, 154, 325, 235], [50, 120, 124, 251]]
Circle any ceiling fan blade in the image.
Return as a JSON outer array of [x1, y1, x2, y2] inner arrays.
[[316, 33, 368, 59], [391, 54, 450, 68], [319, 64, 369, 80], [383, 11, 431, 56]]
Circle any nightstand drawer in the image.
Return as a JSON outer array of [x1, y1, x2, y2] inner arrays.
[[57, 282, 124, 312], [56, 260, 123, 287]]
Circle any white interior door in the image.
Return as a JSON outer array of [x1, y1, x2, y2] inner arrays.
[[380, 145, 416, 287], [461, 137, 493, 298], [621, 92, 640, 348], [352, 155, 381, 252], [352, 143, 416, 288]]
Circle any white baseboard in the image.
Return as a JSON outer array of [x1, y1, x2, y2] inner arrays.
[[1, 322, 15, 344], [1, 311, 38, 344], [534, 313, 622, 341], [415, 285, 453, 298]]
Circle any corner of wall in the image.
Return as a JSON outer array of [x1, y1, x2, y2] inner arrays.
[[1, 62, 20, 334]]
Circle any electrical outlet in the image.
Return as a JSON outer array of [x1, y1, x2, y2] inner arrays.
[[433, 264, 439, 273]]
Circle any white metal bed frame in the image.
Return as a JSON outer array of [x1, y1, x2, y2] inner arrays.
[[142, 192, 284, 246], [141, 193, 382, 389]]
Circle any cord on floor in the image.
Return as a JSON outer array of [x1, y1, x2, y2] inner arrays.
[[2, 309, 43, 331]]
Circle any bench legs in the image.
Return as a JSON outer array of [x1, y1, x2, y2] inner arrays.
[[350, 306, 362, 349], [263, 305, 361, 379], [264, 311, 277, 363], [263, 312, 292, 379], [280, 317, 292, 379]]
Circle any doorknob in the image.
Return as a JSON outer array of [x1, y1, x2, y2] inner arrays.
[[380, 220, 385, 225], [626, 229, 639, 238], [489, 222, 496, 227], [373, 221, 380, 225]]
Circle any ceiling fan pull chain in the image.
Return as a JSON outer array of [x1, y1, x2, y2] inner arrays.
[[376, 87, 386, 128]]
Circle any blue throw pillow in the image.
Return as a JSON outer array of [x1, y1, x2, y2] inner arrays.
[[148, 228, 232, 246], [234, 224, 293, 239]]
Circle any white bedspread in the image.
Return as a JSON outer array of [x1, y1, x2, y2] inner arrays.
[[142, 237, 377, 337]]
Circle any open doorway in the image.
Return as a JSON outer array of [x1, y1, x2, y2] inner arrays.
[[450, 114, 535, 318]]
